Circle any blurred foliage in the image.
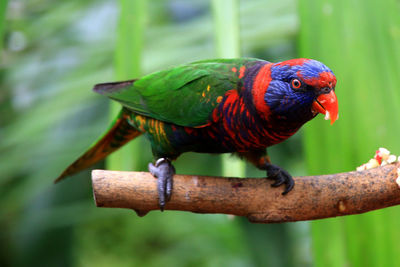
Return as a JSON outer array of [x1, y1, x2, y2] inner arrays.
[[107, 0, 147, 172], [0, 0, 7, 51], [299, 0, 400, 266], [2, 0, 398, 266]]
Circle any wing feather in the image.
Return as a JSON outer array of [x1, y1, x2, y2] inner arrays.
[[94, 58, 261, 127]]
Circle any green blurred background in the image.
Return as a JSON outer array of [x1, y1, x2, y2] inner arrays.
[[1, 0, 400, 266]]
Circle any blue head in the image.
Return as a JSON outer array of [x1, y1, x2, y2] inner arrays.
[[265, 58, 338, 124]]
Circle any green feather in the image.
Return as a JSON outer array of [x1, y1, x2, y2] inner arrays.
[[94, 58, 261, 127]]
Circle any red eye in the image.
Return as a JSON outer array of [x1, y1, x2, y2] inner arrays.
[[291, 79, 302, 89]]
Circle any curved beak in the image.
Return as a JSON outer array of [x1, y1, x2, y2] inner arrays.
[[312, 90, 339, 125]]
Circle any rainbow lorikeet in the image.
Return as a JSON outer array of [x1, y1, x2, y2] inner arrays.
[[56, 58, 338, 210]]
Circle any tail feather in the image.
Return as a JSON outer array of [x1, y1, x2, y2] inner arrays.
[[55, 109, 141, 183], [93, 79, 135, 95]]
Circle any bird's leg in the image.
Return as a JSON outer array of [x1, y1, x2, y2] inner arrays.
[[238, 150, 294, 195], [148, 158, 175, 211]]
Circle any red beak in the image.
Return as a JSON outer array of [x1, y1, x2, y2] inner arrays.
[[312, 90, 339, 125]]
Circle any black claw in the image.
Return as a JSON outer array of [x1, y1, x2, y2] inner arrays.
[[148, 158, 175, 211], [282, 179, 294, 195], [270, 175, 285, 187], [266, 163, 294, 195]]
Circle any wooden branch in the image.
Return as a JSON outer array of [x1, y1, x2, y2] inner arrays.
[[91, 163, 400, 223]]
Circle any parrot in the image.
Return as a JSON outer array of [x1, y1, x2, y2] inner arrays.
[[56, 58, 338, 210]]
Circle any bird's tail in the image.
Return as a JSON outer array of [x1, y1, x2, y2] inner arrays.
[[55, 108, 141, 183]]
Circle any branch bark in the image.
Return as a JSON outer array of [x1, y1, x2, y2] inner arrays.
[[91, 163, 400, 223]]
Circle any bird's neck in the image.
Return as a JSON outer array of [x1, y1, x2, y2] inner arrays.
[[211, 91, 304, 151], [235, 61, 313, 149], [210, 61, 314, 151]]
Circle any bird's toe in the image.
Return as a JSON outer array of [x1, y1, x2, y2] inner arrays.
[[266, 164, 295, 195], [148, 158, 175, 211]]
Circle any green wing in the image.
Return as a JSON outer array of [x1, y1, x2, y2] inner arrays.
[[94, 58, 261, 127]]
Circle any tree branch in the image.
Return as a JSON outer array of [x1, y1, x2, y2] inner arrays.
[[91, 163, 400, 223]]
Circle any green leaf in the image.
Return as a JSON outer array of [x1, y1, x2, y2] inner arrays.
[[212, 0, 240, 59], [107, 0, 148, 171], [0, 0, 7, 52]]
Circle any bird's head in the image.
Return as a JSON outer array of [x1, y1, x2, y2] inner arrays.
[[264, 58, 338, 125]]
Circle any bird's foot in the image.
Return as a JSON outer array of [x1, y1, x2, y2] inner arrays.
[[265, 163, 294, 195], [148, 158, 175, 211]]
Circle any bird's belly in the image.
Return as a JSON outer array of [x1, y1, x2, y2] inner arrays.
[[127, 113, 234, 156], [128, 113, 298, 157]]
